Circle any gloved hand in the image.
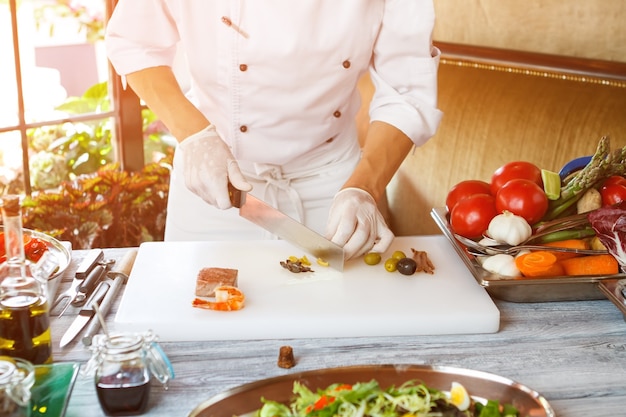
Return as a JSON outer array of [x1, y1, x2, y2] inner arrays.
[[326, 187, 394, 260], [177, 125, 252, 209]]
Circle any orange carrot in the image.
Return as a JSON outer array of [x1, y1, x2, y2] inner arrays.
[[540, 239, 590, 260], [515, 251, 565, 277], [559, 254, 619, 276]]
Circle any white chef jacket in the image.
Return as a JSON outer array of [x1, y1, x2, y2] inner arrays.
[[106, 0, 443, 241]]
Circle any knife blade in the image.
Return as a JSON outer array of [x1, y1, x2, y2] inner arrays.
[[60, 279, 111, 348], [229, 184, 344, 271], [75, 248, 104, 279]]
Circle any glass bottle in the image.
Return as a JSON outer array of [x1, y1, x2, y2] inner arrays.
[[0, 195, 52, 364], [85, 331, 174, 416], [0, 356, 35, 417]]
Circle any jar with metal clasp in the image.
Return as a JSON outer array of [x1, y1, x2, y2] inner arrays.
[[83, 331, 174, 416], [0, 356, 35, 417]]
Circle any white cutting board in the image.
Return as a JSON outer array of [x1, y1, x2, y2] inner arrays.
[[114, 236, 499, 341]]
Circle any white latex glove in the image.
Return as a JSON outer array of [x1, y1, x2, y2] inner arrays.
[[177, 125, 252, 209], [326, 187, 394, 260]]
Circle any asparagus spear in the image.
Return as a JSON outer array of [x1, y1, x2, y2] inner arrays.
[[544, 136, 626, 220]]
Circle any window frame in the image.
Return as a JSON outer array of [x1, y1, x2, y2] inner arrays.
[[3, 0, 144, 195]]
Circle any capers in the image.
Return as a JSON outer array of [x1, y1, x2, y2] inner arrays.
[[364, 252, 382, 266], [384, 258, 398, 272], [396, 257, 417, 275]]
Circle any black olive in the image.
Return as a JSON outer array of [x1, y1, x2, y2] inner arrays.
[[396, 257, 417, 275]]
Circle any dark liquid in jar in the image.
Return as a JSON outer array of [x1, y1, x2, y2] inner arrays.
[[96, 367, 151, 416], [0, 294, 52, 364]]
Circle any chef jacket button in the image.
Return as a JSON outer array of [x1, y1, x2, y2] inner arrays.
[[333, 110, 342, 118], [342, 60, 351, 69], [239, 125, 248, 133], [239, 64, 248, 72]]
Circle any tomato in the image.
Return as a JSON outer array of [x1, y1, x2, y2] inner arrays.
[[600, 183, 626, 206], [450, 194, 497, 239], [445, 180, 492, 213], [490, 161, 543, 196], [495, 179, 548, 224], [602, 175, 626, 188], [24, 237, 49, 262]]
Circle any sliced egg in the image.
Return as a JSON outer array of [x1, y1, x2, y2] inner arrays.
[[449, 381, 471, 411]]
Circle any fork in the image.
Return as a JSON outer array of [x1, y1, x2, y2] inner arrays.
[[453, 233, 607, 257]]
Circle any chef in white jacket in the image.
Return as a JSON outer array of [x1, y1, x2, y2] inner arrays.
[[105, 0, 442, 260]]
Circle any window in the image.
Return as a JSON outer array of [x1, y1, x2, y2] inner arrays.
[[0, 0, 172, 196]]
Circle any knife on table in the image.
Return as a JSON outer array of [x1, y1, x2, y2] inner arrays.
[[71, 263, 108, 306], [82, 248, 138, 346], [228, 184, 344, 271], [60, 279, 110, 348]]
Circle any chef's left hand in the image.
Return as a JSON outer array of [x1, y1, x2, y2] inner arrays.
[[326, 188, 394, 260]]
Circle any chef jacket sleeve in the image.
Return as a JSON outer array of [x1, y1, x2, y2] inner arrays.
[[105, 0, 180, 86], [368, 0, 443, 147]]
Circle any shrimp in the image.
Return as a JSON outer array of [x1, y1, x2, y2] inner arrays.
[[192, 285, 245, 311]]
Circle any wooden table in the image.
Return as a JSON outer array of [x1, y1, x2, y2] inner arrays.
[[50, 248, 626, 417]]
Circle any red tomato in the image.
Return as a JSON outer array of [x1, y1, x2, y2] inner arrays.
[[600, 183, 626, 206], [24, 237, 49, 262], [495, 179, 548, 224], [445, 180, 492, 213], [450, 194, 497, 239], [602, 175, 626, 188], [490, 161, 543, 196]]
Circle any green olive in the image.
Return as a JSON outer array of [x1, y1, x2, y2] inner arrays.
[[363, 252, 382, 266], [384, 258, 398, 272], [396, 258, 417, 275], [391, 250, 406, 260]]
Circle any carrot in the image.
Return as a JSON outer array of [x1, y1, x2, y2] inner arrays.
[[559, 254, 619, 276], [540, 239, 590, 260], [515, 251, 565, 277]]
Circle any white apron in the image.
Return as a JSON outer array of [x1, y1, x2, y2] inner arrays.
[[164, 127, 361, 242]]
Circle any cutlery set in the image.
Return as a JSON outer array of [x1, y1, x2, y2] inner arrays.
[[53, 248, 138, 347]]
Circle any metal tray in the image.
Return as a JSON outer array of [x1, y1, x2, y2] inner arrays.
[[430, 207, 625, 303], [188, 364, 554, 417]]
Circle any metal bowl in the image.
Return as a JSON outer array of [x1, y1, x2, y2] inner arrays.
[[188, 364, 554, 417], [1, 226, 71, 280]]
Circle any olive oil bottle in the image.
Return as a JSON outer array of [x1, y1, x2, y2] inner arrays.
[[0, 195, 53, 364]]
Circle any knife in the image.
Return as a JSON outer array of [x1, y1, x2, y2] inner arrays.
[[60, 279, 111, 348], [229, 184, 344, 271], [71, 263, 108, 306], [82, 248, 138, 346]]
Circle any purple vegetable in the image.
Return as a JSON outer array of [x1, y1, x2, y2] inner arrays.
[[588, 201, 626, 272]]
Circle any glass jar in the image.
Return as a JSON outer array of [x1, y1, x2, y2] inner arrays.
[[84, 331, 174, 416], [0, 356, 35, 417]]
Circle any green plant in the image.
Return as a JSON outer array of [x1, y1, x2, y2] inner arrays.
[[28, 81, 174, 191], [20, 153, 172, 249]]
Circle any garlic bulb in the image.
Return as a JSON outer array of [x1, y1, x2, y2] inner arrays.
[[487, 211, 532, 246], [481, 254, 520, 277]]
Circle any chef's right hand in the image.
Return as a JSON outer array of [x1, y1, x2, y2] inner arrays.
[[177, 125, 252, 209]]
